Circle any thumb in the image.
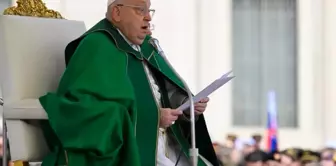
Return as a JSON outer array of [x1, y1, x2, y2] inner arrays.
[[170, 109, 183, 116], [160, 108, 172, 111]]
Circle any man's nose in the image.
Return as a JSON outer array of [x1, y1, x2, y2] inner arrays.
[[144, 12, 152, 21]]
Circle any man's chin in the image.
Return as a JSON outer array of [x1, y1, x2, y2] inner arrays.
[[133, 38, 145, 45], [146, 30, 152, 36], [142, 29, 152, 36]]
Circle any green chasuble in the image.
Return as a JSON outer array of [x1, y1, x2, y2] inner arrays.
[[39, 19, 219, 166]]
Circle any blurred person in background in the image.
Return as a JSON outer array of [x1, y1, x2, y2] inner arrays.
[[213, 142, 232, 166], [280, 148, 303, 166], [213, 141, 243, 166], [305, 162, 320, 166], [236, 138, 257, 166], [252, 134, 263, 150], [266, 151, 281, 166], [225, 134, 237, 149], [212, 142, 226, 166], [267, 159, 281, 166], [332, 152, 336, 166], [244, 150, 268, 166], [241, 138, 257, 156], [320, 147, 335, 166], [300, 150, 320, 166]]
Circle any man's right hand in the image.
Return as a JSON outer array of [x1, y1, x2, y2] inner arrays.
[[159, 108, 183, 128]]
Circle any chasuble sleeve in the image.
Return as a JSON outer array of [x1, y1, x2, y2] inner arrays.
[[40, 32, 141, 166]]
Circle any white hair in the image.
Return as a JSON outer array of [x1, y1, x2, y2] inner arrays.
[[106, 0, 123, 19]]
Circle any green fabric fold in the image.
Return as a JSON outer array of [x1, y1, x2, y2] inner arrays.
[[40, 32, 141, 166]]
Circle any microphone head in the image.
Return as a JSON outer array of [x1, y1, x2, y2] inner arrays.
[[148, 37, 166, 58], [148, 38, 158, 46], [148, 37, 161, 51]]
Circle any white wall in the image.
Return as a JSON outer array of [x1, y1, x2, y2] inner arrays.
[[37, 0, 336, 150], [183, 0, 336, 150], [151, 0, 198, 92], [60, 0, 106, 29], [204, 0, 335, 150], [197, 0, 233, 145]]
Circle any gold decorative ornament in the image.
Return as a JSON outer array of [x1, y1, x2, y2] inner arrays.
[[12, 160, 29, 166], [3, 0, 64, 19]]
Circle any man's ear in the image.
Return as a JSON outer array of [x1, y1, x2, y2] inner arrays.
[[111, 6, 121, 22]]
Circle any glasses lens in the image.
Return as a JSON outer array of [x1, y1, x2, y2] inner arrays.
[[149, 10, 155, 17]]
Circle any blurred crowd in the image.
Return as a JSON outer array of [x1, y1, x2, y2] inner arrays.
[[1, 133, 336, 166], [213, 134, 336, 166]]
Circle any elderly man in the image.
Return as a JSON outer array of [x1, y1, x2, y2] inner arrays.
[[39, 0, 218, 165]]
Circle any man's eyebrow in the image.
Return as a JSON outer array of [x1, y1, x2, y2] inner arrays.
[[134, 1, 147, 6], [135, 1, 145, 4]]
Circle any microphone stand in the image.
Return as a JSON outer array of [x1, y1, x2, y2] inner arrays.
[[149, 38, 198, 166]]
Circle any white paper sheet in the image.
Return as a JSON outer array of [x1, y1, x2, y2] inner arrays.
[[178, 70, 235, 111]]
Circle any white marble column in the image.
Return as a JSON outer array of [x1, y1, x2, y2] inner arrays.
[[323, 0, 336, 143], [288, 0, 325, 149], [198, 0, 232, 143], [310, 0, 327, 148]]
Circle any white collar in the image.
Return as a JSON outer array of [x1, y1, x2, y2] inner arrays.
[[117, 29, 141, 52]]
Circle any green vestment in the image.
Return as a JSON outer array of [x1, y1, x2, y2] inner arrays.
[[39, 19, 218, 166]]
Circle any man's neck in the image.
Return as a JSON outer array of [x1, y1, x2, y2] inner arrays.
[[109, 22, 140, 52], [108, 19, 139, 45], [116, 28, 141, 52], [116, 29, 134, 45]]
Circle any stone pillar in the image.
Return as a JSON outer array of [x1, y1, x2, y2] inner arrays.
[[323, 0, 336, 143], [198, 0, 232, 143]]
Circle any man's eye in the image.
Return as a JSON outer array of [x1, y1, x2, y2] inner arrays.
[[139, 7, 145, 12]]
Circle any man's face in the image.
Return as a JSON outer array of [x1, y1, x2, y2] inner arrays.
[[291, 161, 302, 166], [280, 155, 293, 166], [267, 161, 281, 166], [113, 0, 153, 45], [225, 139, 234, 148], [321, 150, 333, 158], [320, 150, 334, 166], [246, 161, 264, 166], [243, 145, 255, 155]]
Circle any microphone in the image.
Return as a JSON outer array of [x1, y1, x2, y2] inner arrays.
[[149, 38, 198, 166], [148, 38, 166, 57]]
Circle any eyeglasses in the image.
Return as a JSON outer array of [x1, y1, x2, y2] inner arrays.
[[117, 4, 155, 18]]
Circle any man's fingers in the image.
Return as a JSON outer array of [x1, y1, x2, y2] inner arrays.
[[195, 102, 207, 107], [195, 107, 205, 112], [160, 108, 171, 112], [170, 109, 183, 116], [200, 97, 210, 103], [170, 115, 179, 121], [195, 110, 203, 114]]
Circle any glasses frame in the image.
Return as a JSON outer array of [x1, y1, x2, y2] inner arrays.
[[116, 4, 155, 18]]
